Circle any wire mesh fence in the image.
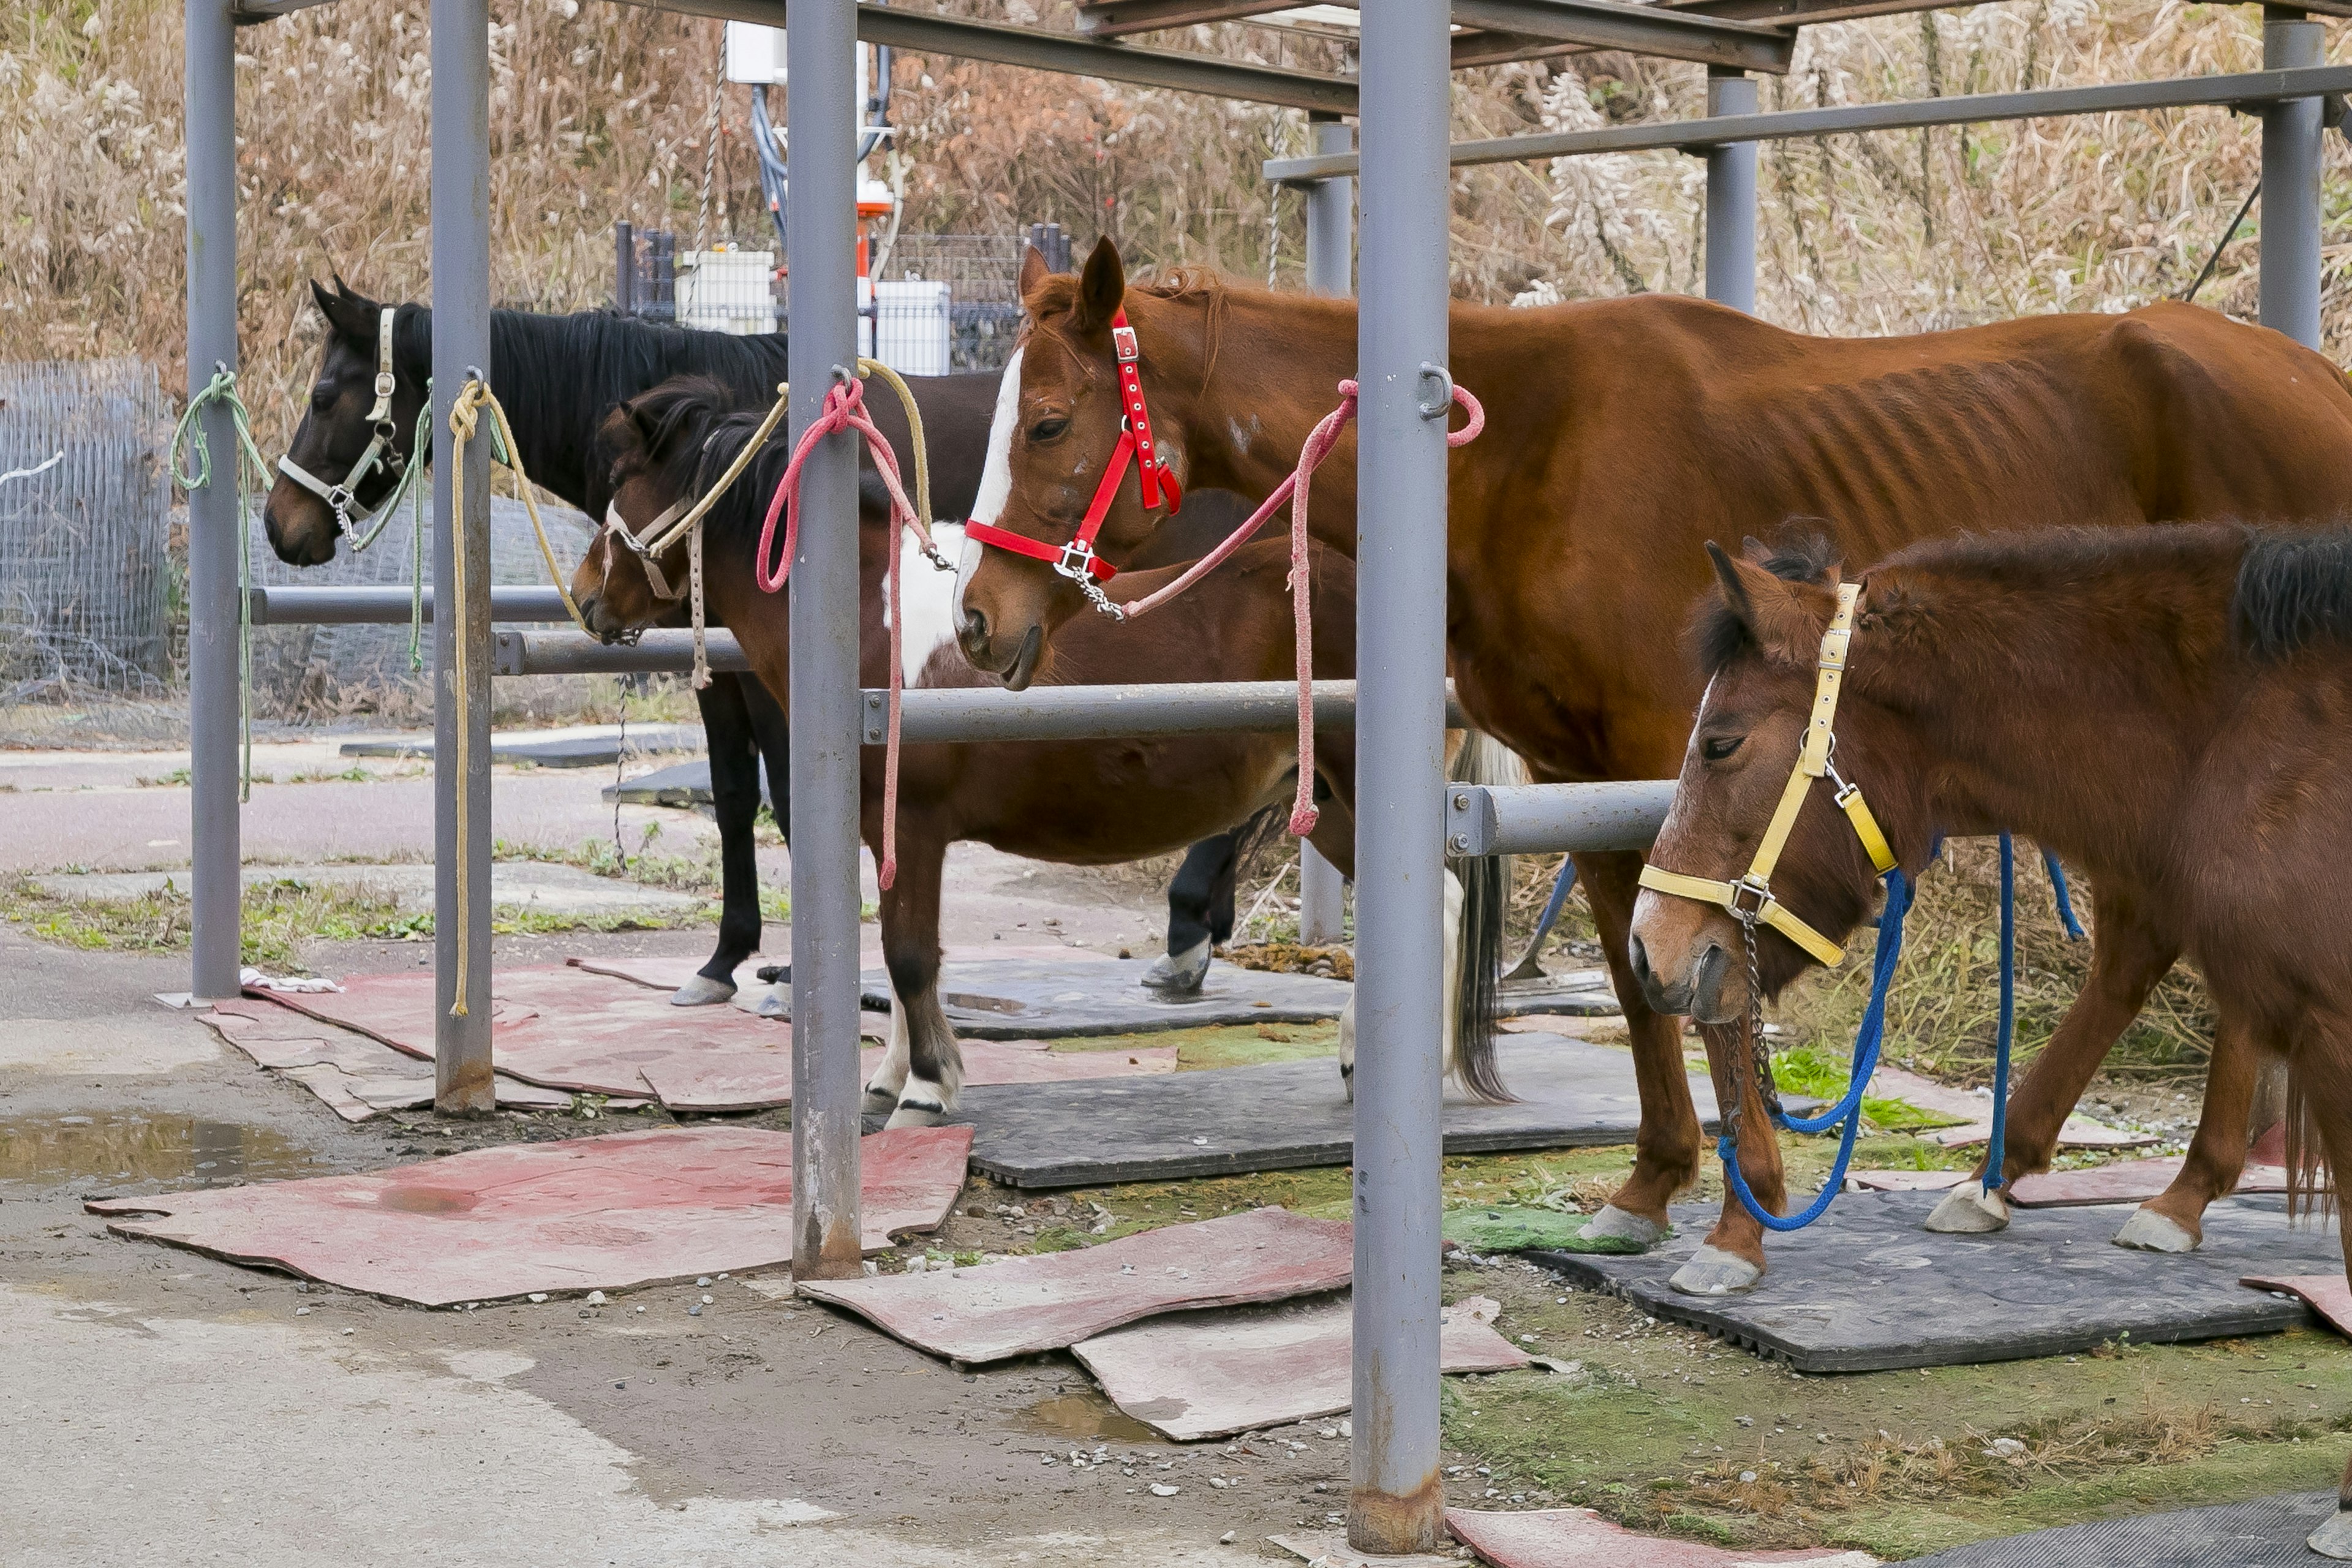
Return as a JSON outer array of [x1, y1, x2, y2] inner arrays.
[[0, 359, 173, 701]]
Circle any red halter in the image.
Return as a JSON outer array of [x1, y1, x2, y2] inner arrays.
[[965, 307, 1183, 592]]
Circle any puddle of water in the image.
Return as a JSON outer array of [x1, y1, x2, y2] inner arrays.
[[1015, 1389, 1163, 1446], [0, 1112, 323, 1188]]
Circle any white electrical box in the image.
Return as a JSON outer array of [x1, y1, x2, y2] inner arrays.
[[723, 22, 786, 85], [677, 250, 778, 335]]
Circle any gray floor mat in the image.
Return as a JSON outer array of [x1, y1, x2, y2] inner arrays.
[[1907, 1490, 2337, 1566], [1498, 968, 1621, 1018], [603, 759, 717, 807], [949, 1033, 1735, 1188], [846, 957, 1354, 1039], [342, 725, 701, 767], [1529, 1192, 2340, 1373]]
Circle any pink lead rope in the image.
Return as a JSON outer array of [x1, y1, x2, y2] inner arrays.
[[755, 373, 939, 892], [1112, 379, 1486, 839]]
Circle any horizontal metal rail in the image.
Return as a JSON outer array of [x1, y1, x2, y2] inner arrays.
[[619, 0, 1357, 113], [861, 680, 1471, 744], [494, 630, 753, 676], [1445, 780, 1674, 856], [247, 586, 578, 626], [1267, 64, 2352, 181]]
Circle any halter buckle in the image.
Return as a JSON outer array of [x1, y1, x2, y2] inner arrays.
[[1054, 537, 1102, 583], [1111, 325, 1139, 363], [374, 371, 396, 401], [1728, 875, 1774, 919]]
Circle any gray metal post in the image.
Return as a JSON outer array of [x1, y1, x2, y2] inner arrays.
[[185, 0, 241, 1002], [431, 0, 495, 1113], [1350, 9, 1450, 1555], [788, 0, 867, 1281], [2262, 9, 2323, 349], [1300, 113, 1354, 951], [1704, 67, 1758, 312]]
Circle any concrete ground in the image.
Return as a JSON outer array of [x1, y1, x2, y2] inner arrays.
[[1, 729, 1349, 1567]]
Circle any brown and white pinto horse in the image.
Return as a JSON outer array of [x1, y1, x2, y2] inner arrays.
[[1626, 524, 2352, 1558], [577, 375, 1510, 1125], [953, 238, 2352, 1292]]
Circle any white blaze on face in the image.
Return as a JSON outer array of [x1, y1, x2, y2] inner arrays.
[[957, 346, 1025, 622], [895, 523, 965, 687]]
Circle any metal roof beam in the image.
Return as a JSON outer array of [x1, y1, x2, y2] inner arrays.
[[622, 0, 1358, 112], [1074, 0, 1303, 37], [1448, 0, 1790, 72], [1268, 62, 2352, 179]]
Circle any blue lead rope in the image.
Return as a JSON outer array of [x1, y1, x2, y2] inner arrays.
[[2042, 848, 2085, 940], [1721, 832, 2024, 1231]]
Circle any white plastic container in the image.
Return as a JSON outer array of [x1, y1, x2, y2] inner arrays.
[[677, 250, 777, 336], [874, 279, 951, 376]]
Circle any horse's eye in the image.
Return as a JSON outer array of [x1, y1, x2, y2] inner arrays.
[[1027, 416, 1069, 443], [1700, 734, 1744, 762], [309, 384, 337, 414]]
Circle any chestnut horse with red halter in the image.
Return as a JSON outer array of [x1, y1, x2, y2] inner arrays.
[[577, 375, 1514, 1126], [1626, 524, 2352, 1558], [953, 236, 2352, 1293]]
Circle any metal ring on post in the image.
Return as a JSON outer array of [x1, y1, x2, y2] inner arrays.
[[1415, 361, 1455, 421]]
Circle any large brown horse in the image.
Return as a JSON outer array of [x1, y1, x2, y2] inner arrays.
[[577, 375, 1511, 1125], [953, 238, 2352, 1292], [1626, 524, 2352, 1558]]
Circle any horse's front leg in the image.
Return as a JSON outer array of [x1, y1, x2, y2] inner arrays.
[[1667, 1019, 1783, 1294], [1574, 850, 1705, 1251], [876, 832, 964, 1129], [679, 674, 761, 1006], [1928, 877, 2176, 1234]]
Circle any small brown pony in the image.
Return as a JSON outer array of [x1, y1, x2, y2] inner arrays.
[[954, 236, 2352, 1291], [577, 375, 1512, 1125], [1627, 523, 2352, 1558]]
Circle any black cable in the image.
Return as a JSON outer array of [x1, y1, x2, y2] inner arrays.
[[2182, 179, 2261, 305]]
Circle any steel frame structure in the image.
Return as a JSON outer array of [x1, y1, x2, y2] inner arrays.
[[183, 0, 2333, 1551]]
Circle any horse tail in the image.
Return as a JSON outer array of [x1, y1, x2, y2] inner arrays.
[[1449, 729, 1528, 1104], [2286, 1059, 2337, 1225], [1232, 801, 1292, 884]]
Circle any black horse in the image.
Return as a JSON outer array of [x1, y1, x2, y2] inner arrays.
[[266, 277, 1253, 1001]]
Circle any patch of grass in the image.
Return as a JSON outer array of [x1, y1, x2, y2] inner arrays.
[[281, 764, 375, 785], [1770, 1044, 1966, 1134], [0, 872, 711, 969], [494, 826, 724, 896], [1046, 1020, 1343, 1071], [135, 766, 192, 788]]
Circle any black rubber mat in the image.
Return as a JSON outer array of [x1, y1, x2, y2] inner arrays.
[[950, 1032, 1735, 1188], [342, 724, 701, 768], [602, 759, 715, 807], [853, 956, 1355, 1039], [1909, 1490, 2337, 1566], [1498, 968, 1621, 1019], [1530, 1192, 2340, 1373]]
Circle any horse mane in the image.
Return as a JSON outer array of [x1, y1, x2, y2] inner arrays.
[[1689, 522, 1840, 675], [2232, 525, 2352, 663], [1025, 263, 1231, 391]]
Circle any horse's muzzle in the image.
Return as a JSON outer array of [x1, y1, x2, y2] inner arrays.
[[1630, 933, 1734, 1022]]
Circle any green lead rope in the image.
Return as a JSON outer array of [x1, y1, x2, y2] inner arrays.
[[168, 364, 273, 803]]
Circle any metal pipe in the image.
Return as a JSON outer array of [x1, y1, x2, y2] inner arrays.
[[1294, 113, 1356, 954], [493, 630, 755, 677], [1703, 69, 1758, 313], [2262, 12, 2324, 350], [248, 586, 578, 626], [788, 0, 866, 1284], [1265, 64, 2352, 179], [186, 0, 241, 1003], [1349, 0, 1449, 1551], [861, 680, 1471, 743], [1445, 781, 1676, 857], [431, 0, 496, 1115]]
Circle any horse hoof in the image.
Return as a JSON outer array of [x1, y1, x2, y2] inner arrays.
[[1668, 1245, 1763, 1297], [884, 1102, 948, 1130], [862, 1087, 900, 1116], [2310, 1507, 2352, 1559], [669, 974, 736, 1007], [1338, 1061, 1354, 1102], [754, 987, 789, 1019], [1142, 940, 1211, 996], [1924, 1183, 2010, 1234], [1580, 1205, 1667, 1251], [2112, 1207, 2198, 1253]]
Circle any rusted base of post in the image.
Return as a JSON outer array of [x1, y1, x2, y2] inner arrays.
[[1348, 1470, 1446, 1555], [434, 1060, 496, 1118], [794, 1215, 865, 1281]]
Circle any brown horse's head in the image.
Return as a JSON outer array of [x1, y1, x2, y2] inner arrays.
[[573, 377, 730, 643], [263, 277, 428, 567], [1629, 537, 1918, 1023], [956, 237, 1205, 690]]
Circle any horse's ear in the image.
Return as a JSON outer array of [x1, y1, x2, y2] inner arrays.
[[314, 276, 382, 341], [1074, 236, 1125, 333], [1019, 244, 1052, 302], [1708, 540, 1829, 668]]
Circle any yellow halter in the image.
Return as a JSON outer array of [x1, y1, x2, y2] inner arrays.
[[1638, 581, 1897, 967]]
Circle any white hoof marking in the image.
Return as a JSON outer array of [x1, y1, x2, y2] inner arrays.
[[1580, 1205, 1667, 1250], [1924, 1182, 2010, 1235], [2311, 1508, 2352, 1560], [2112, 1206, 2199, 1253], [1668, 1244, 1763, 1297], [669, 973, 737, 1007]]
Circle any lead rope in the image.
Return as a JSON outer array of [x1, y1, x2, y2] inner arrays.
[[1109, 380, 1485, 835], [168, 364, 274, 804], [752, 368, 938, 890], [442, 377, 596, 1017]]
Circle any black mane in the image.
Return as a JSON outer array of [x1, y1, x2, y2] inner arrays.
[[616, 377, 795, 559], [2233, 525, 2352, 662]]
